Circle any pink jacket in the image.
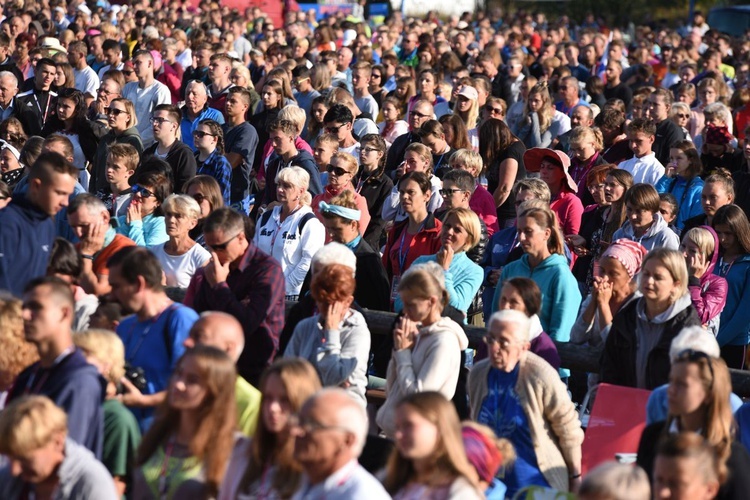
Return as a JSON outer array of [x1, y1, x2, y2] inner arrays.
[[689, 226, 728, 331]]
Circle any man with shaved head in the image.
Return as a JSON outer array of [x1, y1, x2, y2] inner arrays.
[[184, 311, 261, 436], [292, 388, 389, 499]]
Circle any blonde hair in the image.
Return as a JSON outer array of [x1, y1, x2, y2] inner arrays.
[[278, 105, 306, 136], [162, 194, 202, 220], [579, 461, 650, 500], [512, 178, 552, 203], [277, 166, 311, 206], [569, 125, 604, 151], [110, 97, 138, 129], [73, 329, 126, 385], [399, 262, 449, 308], [449, 149, 483, 178], [0, 396, 67, 455], [443, 208, 481, 252], [457, 86, 479, 129], [642, 248, 689, 298], [230, 63, 254, 90], [523, 83, 553, 134], [518, 205, 565, 255], [0, 297, 38, 391], [405, 142, 433, 170], [331, 151, 359, 175], [682, 227, 715, 261]]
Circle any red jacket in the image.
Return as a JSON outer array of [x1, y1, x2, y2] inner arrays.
[[383, 213, 442, 281]]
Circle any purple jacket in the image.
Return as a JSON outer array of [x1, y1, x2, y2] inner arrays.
[[688, 226, 727, 330], [528, 314, 561, 370]]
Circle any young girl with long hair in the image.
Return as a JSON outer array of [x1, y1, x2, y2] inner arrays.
[[357, 133, 394, 249], [194, 119, 232, 206], [384, 392, 482, 499], [656, 140, 705, 231], [219, 358, 322, 500], [712, 204, 750, 368], [132, 346, 237, 499], [375, 263, 469, 438], [306, 95, 329, 141], [515, 82, 555, 149], [378, 96, 409, 147]]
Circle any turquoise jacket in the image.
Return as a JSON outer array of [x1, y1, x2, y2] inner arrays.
[[492, 253, 581, 376], [115, 213, 168, 247], [715, 254, 750, 346], [655, 175, 704, 231], [395, 251, 483, 319]]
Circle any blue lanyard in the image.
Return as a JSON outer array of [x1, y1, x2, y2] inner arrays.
[[397, 221, 426, 274]]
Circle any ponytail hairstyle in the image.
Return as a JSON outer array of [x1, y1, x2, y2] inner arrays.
[[670, 140, 702, 179], [704, 168, 735, 202], [197, 119, 225, 155], [398, 261, 450, 309], [518, 205, 565, 255]]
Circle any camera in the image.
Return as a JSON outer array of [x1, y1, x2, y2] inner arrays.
[[122, 363, 148, 393]]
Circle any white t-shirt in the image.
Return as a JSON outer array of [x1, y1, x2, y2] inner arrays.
[[122, 80, 172, 148], [354, 95, 378, 120], [149, 242, 211, 288], [74, 66, 99, 98], [618, 153, 665, 186]]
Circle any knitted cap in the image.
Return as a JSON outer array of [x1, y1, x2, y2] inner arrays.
[[462, 426, 503, 483], [600, 239, 648, 278]]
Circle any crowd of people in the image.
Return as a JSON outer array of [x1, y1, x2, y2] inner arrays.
[[1, 1, 750, 499]]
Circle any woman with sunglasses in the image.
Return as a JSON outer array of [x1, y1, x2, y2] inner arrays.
[[91, 97, 143, 194], [184, 175, 224, 249], [116, 171, 170, 247], [311, 152, 371, 239], [481, 97, 507, 125], [636, 340, 750, 497], [193, 119, 231, 206], [42, 87, 99, 190]]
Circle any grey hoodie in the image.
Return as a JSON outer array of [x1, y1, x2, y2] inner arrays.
[[0, 438, 118, 499], [376, 316, 469, 438], [635, 293, 693, 388], [612, 212, 680, 252], [284, 309, 371, 406]]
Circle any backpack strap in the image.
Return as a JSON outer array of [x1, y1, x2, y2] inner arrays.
[[297, 212, 316, 235], [259, 209, 273, 229]]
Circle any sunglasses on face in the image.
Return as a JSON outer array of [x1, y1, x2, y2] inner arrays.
[[485, 105, 503, 114], [440, 188, 464, 196], [123, 70, 134, 76], [191, 193, 206, 204], [209, 232, 239, 251], [105, 107, 127, 116], [325, 123, 346, 134], [192, 130, 215, 138], [326, 164, 349, 176], [132, 185, 155, 198]]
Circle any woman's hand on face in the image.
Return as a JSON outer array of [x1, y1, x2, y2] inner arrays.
[[395, 161, 407, 179], [394, 316, 418, 350], [565, 234, 588, 256], [323, 301, 349, 331], [686, 251, 708, 279], [595, 276, 613, 304], [126, 199, 141, 224], [436, 243, 454, 270]]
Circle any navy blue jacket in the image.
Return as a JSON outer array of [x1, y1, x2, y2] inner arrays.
[[0, 195, 56, 296], [9, 348, 105, 458]]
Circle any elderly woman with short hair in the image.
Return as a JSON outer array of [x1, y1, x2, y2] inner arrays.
[[253, 166, 326, 300], [468, 310, 584, 497], [149, 194, 211, 288]]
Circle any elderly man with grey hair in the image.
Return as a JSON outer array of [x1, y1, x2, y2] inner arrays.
[[291, 388, 390, 500], [0, 70, 18, 121], [645, 326, 744, 424], [468, 310, 584, 496], [184, 311, 261, 436]]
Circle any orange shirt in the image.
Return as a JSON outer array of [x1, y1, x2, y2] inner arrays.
[[90, 234, 136, 276]]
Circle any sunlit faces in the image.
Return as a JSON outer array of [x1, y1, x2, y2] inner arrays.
[[393, 404, 440, 461], [326, 156, 355, 190], [30, 171, 77, 217], [598, 256, 632, 293], [192, 124, 218, 152], [269, 129, 295, 157], [321, 215, 358, 244], [0, 147, 20, 173], [5, 434, 66, 484], [653, 454, 720, 500], [666, 361, 709, 418], [700, 182, 732, 218], [538, 159, 565, 191], [570, 139, 596, 163], [456, 94, 473, 113], [484, 319, 527, 373], [403, 150, 430, 174], [313, 141, 336, 169], [262, 373, 294, 434], [639, 257, 680, 306], [164, 208, 197, 237], [628, 131, 655, 157], [168, 355, 209, 411], [186, 184, 211, 219], [55, 97, 76, 122], [625, 202, 655, 233], [603, 175, 626, 204], [382, 101, 399, 122], [440, 212, 470, 252], [527, 92, 544, 113], [398, 179, 430, 215], [203, 229, 245, 266], [516, 215, 550, 256], [21, 284, 71, 344], [261, 85, 281, 109], [311, 102, 329, 126], [398, 288, 438, 323], [497, 282, 527, 314]]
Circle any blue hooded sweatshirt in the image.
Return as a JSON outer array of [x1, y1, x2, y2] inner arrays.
[[0, 195, 56, 296], [655, 174, 704, 231], [492, 253, 581, 376], [715, 253, 750, 346]]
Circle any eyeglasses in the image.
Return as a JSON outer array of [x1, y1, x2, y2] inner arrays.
[[193, 130, 215, 138], [326, 164, 349, 177], [288, 414, 352, 435], [132, 184, 155, 198], [483, 334, 516, 350], [409, 110, 430, 119], [191, 193, 206, 204], [151, 116, 174, 125], [440, 188, 465, 196], [209, 232, 240, 251], [371, 73, 382, 79], [122, 70, 134, 76], [325, 123, 346, 134], [484, 105, 503, 114], [98, 88, 116, 95], [361, 147, 380, 154], [676, 113, 690, 119], [675, 349, 715, 389], [105, 107, 127, 116], [588, 183, 605, 193], [293, 77, 310, 86]]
